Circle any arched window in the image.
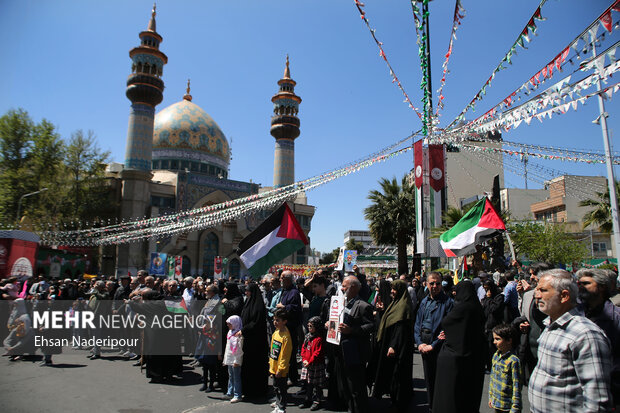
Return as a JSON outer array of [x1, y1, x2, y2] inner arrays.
[[202, 232, 219, 277], [229, 258, 240, 278]]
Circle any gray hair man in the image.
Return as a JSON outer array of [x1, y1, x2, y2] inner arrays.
[[576, 268, 620, 406], [528, 269, 612, 412]]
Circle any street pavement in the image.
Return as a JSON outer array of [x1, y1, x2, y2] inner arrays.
[[0, 347, 529, 413]]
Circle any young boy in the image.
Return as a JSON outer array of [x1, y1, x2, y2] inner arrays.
[[270, 308, 292, 413], [488, 323, 522, 413]]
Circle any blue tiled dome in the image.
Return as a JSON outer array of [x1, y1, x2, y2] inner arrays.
[[153, 99, 230, 171]]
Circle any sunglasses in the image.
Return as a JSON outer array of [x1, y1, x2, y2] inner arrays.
[[428, 282, 441, 286]]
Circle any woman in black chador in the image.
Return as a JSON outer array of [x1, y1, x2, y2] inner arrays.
[[240, 282, 269, 398], [433, 281, 486, 413], [129, 289, 183, 382], [370, 279, 414, 410], [221, 282, 243, 319]]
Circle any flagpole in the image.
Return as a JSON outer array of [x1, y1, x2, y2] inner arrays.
[[505, 232, 516, 263]]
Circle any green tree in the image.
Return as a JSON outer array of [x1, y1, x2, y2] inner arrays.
[[0, 109, 114, 229], [0, 109, 65, 223], [320, 247, 342, 265], [580, 181, 620, 234], [345, 238, 365, 254], [509, 221, 588, 265], [364, 176, 415, 275], [62, 130, 112, 221], [0, 108, 34, 220]]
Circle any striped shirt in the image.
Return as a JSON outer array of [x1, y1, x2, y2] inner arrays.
[[489, 350, 522, 413], [528, 307, 612, 413]]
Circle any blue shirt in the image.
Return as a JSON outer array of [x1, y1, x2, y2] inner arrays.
[[503, 281, 518, 310], [414, 292, 454, 350]]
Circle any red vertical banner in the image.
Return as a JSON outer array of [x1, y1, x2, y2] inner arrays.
[[214, 256, 222, 278], [428, 144, 445, 192], [428, 144, 445, 228], [174, 256, 183, 278], [414, 140, 424, 189], [414, 139, 425, 254]]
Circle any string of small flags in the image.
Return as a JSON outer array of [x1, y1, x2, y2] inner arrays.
[[353, 0, 424, 120]]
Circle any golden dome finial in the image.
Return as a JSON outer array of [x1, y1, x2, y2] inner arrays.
[[183, 78, 192, 101], [147, 3, 157, 32], [283, 54, 291, 79]]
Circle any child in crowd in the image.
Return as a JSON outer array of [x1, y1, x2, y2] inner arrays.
[[269, 309, 292, 413], [223, 315, 243, 403], [299, 316, 326, 411], [488, 323, 522, 413]]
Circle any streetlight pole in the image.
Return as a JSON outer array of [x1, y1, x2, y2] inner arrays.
[[592, 43, 620, 259], [16, 188, 48, 224]]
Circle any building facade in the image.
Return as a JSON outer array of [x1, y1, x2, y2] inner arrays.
[[103, 8, 314, 278]]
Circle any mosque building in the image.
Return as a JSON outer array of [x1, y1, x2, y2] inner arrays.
[[102, 6, 314, 278]]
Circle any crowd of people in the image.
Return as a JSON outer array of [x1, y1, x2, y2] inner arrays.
[[2, 262, 620, 413]]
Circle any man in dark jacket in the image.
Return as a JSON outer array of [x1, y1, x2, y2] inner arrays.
[[414, 271, 454, 410], [336, 275, 374, 413], [277, 271, 302, 384]]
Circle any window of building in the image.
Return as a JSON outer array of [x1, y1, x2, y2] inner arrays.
[[160, 159, 169, 169], [190, 161, 199, 172], [180, 160, 189, 170], [200, 163, 208, 173], [170, 160, 178, 170], [296, 245, 307, 265], [152, 160, 160, 169], [593, 242, 607, 253]]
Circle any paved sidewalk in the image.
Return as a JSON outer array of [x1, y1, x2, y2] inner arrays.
[[0, 348, 529, 412]]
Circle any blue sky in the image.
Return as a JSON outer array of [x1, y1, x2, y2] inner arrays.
[[1, 0, 618, 254]]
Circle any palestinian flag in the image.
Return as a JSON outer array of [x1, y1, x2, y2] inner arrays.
[[165, 298, 188, 314], [238, 203, 308, 277], [440, 197, 505, 257]]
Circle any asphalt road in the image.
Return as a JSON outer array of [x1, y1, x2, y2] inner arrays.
[[0, 348, 529, 413]]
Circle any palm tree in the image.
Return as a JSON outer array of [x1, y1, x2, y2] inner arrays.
[[429, 205, 470, 238], [580, 181, 620, 234], [364, 176, 415, 275]]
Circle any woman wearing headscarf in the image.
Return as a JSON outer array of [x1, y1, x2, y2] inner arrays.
[[481, 279, 505, 371], [3, 298, 34, 360], [370, 279, 414, 410], [221, 282, 243, 319], [433, 281, 486, 413], [239, 282, 269, 398], [195, 284, 222, 392]]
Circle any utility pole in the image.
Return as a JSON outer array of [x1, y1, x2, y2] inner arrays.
[[592, 43, 620, 259], [522, 154, 528, 189]]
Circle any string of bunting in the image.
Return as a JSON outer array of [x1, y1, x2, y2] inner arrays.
[[451, 2, 620, 134], [472, 73, 620, 134], [434, 0, 466, 117], [353, 0, 424, 120], [458, 135, 620, 164], [474, 150, 605, 201], [446, 0, 549, 129], [39, 132, 416, 238], [40, 146, 413, 246]]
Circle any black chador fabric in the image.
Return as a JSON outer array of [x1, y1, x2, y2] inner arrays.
[[129, 292, 183, 380], [433, 281, 486, 413], [222, 282, 243, 319], [240, 283, 269, 397], [370, 280, 414, 410]]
